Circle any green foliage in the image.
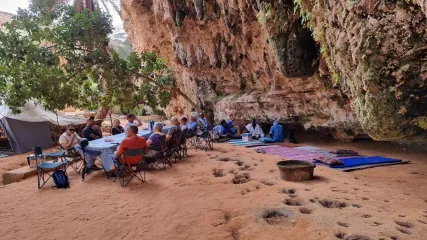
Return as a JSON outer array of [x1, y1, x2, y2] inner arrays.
[[293, 0, 311, 26], [0, 4, 176, 114]]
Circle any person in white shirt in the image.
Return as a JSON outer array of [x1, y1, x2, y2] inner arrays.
[[59, 125, 81, 150], [245, 119, 264, 139], [124, 113, 143, 129]]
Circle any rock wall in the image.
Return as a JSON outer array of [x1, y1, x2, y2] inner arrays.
[[121, 0, 427, 143]]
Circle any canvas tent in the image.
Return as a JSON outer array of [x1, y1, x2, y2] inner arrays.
[[0, 101, 87, 154]]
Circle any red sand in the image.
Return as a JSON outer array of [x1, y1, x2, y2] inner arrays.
[[0, 134, 426, 239]]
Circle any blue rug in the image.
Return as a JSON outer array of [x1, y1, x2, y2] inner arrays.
[[330, 156, 402, 169]]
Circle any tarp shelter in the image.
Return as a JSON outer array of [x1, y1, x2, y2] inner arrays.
[[0, 101, 87, 154]]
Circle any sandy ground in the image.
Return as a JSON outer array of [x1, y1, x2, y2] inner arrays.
[[0, 133, 426, 240]]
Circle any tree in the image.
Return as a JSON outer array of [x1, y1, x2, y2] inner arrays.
[[0, 4, 197, 115], [31, 0, 120, 15], [29, 0, 120, 119]]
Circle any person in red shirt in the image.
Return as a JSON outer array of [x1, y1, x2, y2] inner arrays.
[[114, 125, 147, 165]]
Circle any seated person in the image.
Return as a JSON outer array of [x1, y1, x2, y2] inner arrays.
[[260, 120, 285, 143], [124, 113, 143, 130], [214, 120, 231, 138], [59, 124, 81, 150], [145, 122, 167, 158], [245, 119, 265, 139], [197, 113, 208, 130], [180, 116, 188, 132], [112, 119, 125, 135], [226, 120, 237, 135], [166, 117, 182, 148], [89, 116, 103, 138], [187, 116, 198, 135], [114, 125, 147, 165], [82, 117, 102, 141]]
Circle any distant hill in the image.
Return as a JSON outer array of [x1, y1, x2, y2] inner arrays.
[[109, 24, 132, 59], [0, 11, 14, 27]]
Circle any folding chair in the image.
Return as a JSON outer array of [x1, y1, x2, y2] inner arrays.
[[166, 129, 182, 163], [80, 139, 103, 181], [33, 146, 68, 189], [145, 134, 172, 170], [113, 148, 147, 187], [60, 147, 83, 174], [195, 124, 214, 151], [179, 128, 189, 158]]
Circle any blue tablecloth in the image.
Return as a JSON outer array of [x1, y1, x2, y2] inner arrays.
[[82, 127, 170, 171]]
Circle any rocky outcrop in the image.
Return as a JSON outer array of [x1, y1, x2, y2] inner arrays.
[[121, 0, 427, 144]]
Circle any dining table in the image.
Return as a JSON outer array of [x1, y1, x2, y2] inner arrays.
[[80, 127, 170, 172]]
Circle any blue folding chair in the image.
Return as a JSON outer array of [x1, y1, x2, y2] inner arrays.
[[33, 146, 68, 189]]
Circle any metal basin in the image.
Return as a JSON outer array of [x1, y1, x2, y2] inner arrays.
[[277, 160, 315, 182]]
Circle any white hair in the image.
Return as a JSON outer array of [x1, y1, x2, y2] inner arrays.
[[154, 122, 163, 132]]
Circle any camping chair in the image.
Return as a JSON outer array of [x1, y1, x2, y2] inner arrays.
[[166, 129, 182, 163], [113, 148, 147, 187], [195, 124, 214, 151], [60, 147, 83, 173], [179, 128, 189, 158], [33, 146, 68, 189], [145, 134, 172, 170], [80, 139, 103, 181], [186, 129, 197, 147]]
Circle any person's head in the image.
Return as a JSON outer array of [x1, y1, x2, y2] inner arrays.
[[226, 120, 233, 127], [126, 113, 135, 123], [221, 120, 227, 127], [171, 116, 179, 126], [153, 122, 163, 132], [66, 124, 76, 135], [114, 119, 121, 127], [273, 120, 279, 125], [87, 117, 94, 127], [191, 108, 196, 112], [181, 116, 188, 125], [200, 113, 204, 118], [126, 125, 138, 138]]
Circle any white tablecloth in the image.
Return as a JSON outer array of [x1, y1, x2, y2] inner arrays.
[[82, 127, 170, 171]]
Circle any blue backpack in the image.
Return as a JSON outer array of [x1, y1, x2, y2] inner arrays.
[[52, 170, 70, 189]]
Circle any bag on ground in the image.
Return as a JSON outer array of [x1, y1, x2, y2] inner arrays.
[[52, 170, 70, 189]]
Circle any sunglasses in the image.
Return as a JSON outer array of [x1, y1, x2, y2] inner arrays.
[[69, 129, 76, 132]]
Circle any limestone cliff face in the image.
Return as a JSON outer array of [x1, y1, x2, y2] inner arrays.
[[121, 0, 427, 143]]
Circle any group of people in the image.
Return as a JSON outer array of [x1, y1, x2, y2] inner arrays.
[[58, 110, 292, 169]]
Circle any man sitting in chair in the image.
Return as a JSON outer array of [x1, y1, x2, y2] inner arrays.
[[145, 122, 166, 158], [114, 125, 147, 165], [197, 113, 208, 130], [166, 117, 182, 148], [59, 124, 81, 150], [82, 117, 102, 141], [187, 115, 198, 135], [124, 113, 143, 130]]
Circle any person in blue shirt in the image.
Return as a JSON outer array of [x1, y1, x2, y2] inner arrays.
[[214, 120, 231, 138], [187, 115, 198, 135], [197, 113, 208, 130], [260, 120, 285, 143]]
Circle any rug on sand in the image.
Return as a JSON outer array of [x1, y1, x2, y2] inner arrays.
[[331, 156, 402, 168]]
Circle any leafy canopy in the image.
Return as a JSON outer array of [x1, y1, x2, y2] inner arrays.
[[0, 4, 176, 113]]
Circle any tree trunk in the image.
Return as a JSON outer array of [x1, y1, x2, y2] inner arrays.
[[95, 105, 110, 119]]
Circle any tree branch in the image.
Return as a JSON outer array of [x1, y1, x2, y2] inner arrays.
[[131, 71, 201, 112]]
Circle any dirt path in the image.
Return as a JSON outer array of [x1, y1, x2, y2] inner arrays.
[[0, 135, 426, 239]]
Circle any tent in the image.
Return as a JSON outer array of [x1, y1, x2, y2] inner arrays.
[[0, 101, 87, 154]]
